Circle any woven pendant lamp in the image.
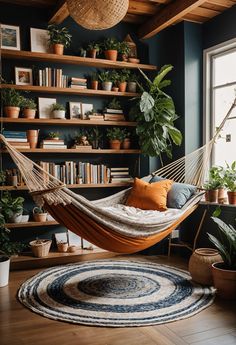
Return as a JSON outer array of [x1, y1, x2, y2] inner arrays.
[[66, 0, 129, 30]]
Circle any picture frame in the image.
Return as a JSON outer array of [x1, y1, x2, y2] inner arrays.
[[30, 28, 50, 53], [15, 67, 33, 85], [0, 24, 20, 50], [69, 102, 82, 119], [38, 97, 56, 118], [81, 103, 93, 120]]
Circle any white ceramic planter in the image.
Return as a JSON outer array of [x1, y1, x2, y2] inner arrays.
[[0, 256, 10, 287], [9, 213, 22, 223], [52, 110, 66, 119], [102, 82, 112, 91]]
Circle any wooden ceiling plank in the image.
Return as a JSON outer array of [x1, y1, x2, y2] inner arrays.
[[123, 13, 146, 24], [138, 0, 207, 39], [190, 6, 220, 18], [203, 2, 233, 11], [48, 0, 69, 24], [0, 0, 56, 7], [183, 13, 208, 22], [128, 0, 159, 15], [206, 0, 236, 6]]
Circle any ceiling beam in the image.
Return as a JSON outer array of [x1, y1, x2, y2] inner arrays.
[[48, 0, 69, 24], [138, 0, 207, 39], [128, 0, 159, 16]]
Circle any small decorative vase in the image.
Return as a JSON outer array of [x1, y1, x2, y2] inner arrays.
[[110, 140, 121, 150], [118, 82, 127, 92], [53, 43, 64, 55], [104, 50, 118, 61], [57, 242, 68, 253], [23, 108, 36, 119], [91, 80, 98, 90], [189, 248, 222, 285], [27, 129, 39, 149], [4, 106, 20, 118]]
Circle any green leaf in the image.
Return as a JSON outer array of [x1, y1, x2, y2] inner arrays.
[[212, 206, 221, 217], [158, 79, 171, 90], [167, 125, 182, 146], [140, 92, 154, 113], [151, 65, 173, 90]]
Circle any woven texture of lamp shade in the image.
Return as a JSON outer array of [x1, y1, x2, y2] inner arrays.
[[66, 0, 129, 30]]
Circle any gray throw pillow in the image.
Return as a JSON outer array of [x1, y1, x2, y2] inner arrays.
[[150, 175, 197, 209]]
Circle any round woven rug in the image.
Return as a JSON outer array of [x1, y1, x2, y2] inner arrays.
[[18, 260, 215, 327]]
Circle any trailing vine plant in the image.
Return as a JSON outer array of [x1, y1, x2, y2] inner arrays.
[[130, 65, 182, 158]]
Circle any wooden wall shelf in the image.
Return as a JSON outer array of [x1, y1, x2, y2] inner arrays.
[[0, 183, 132, 191], [1, 148, 141, 154], [0, 117, 137, 127], [1, 84, 139, 97], [6, 221, 59, 228], [1, 49, 157, 71]]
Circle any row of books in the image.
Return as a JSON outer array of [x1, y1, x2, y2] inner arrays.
[[3, 131, 30, 149], [37, 68, 70, 88]]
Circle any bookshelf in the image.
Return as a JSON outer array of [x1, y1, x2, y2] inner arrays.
[[1, 47, 155, 268]]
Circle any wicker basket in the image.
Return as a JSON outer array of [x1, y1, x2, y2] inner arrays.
[[30, 239, 52, 258], [188, 248, 222, 285], [66, 0, 129, 30]]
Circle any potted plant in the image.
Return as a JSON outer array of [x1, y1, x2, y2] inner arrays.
[[99, 71, 113, 91], [224, 161, 236, 205], [20, 208, 30, 223], [208, 165, 225, 203], [106, 127, 124, 150], [208, 216, 236, 299], [87, 126, 102, 149], [102, 37, 120, 61], [48, 131, 60, 140], [118, 69, 130, 92], [90, 72, 99, 90], [121, 129, 131, 149], [0, 214, 25, 287], [87, 41, 100, 58], [129, 65, 182, 158], [0, 170, 6, 186], [21, 97, 37, 119], [110, 70, 120, 92], [107, 98, 122, 111], [47, 24, 72, 55], [33, 207, 48, 222], [57, 240, 68, 253], [1, 88, 24, 118], [51, 103, 66, 119], [119, 41, 130, 62], [127, 72, 138, 93], [203, 179, 222, 203], [0, 191, 24, 223]]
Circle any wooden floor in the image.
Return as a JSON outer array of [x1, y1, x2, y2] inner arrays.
[[0, 255, 235, 345]]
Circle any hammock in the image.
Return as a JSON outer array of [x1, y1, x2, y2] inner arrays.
[[0, 98, 235, 253]]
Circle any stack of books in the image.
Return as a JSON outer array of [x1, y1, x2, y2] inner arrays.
[[38, 67, 69, 88], [71, 144, 93, 151], [40, 139, 67, 149], [110, 167, 133, 183], [88, 113, 104, 121], [103, 107, 125, 121], [3, 131, 30, 149], [69, 77, 87, 89]]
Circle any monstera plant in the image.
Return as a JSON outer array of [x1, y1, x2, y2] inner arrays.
[[130, 65, 182, 158]]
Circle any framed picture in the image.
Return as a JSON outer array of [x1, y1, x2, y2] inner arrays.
[[69, 102, 82, 119], [15, 67, 33, 85], [0, 24, 20, 50], [30, 28, 50, 53], [81, 103, 93, 120], [38, 97, 56, 118]]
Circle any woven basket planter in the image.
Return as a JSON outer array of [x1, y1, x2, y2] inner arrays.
[[30, 239, 52, 258], [189, 248, 222, 285]]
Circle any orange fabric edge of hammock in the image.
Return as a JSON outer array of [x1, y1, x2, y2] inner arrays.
[[45, 203, 198, 254]]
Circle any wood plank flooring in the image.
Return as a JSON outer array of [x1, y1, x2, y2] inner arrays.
[[0, 255, 235, 345]]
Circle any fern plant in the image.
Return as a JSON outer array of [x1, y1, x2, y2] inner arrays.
[[130, 65, 182, 158]]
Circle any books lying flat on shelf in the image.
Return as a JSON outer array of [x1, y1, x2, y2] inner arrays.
[[40, 145, 67, 149], [104, 114, 125, 121], [110, 167, 133, 183], [40, 139, 67, 149], [5, 138, 28, 142], [4, 131, 28, 142], [71, 145, 93, 150], [88, 114, 104, 120], [104, 108, 123, 114]]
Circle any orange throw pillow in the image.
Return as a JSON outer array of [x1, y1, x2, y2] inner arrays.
[[126, 178, 173, 211]]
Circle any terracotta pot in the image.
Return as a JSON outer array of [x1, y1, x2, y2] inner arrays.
[[27, 129, 39, 149], [118, 82, 127, 92], [53, 43, 64, 55], [57, 242, 68, 253], [208, 189, 218, 203], [112, 87, 119, 92], [33, 213, 47, 222], [218, 188, 225, 204], [104, 50, 118, 61], [122, 138, 131, 149], [4, 106, 20, 118], [23, 108, 36, 119], [110, 140, 121, 150], [91, 80, 98, 90], [189, 248, 221, 285], [212, 262, 236, 299], [204, 190, 209, 202], [88, 49, 97, 58], [227, 191, 236, 205]]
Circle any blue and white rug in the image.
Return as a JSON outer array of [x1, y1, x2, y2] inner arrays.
[[18, 260, 215, 327]]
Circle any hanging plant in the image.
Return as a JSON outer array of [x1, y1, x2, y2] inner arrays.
[[130, 65, 182, 158]]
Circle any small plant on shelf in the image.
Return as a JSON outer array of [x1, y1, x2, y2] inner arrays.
[[21, 97, 37, 119], [107, 98, 122, 110], [118, 41, 130, 61], [51, 103, 66, 119], [87, 127, 103, 149], [102, 37, 120, 61], [0, 214, 25, 256], [87, 41, 101, 58], [118, 69, 131, 92], [47, 23, 72, 55], [110, 70, 120, 91], [33, 207, 48, 222], [0, 170, 6, 186], [106, 127, 125, 150], [1, 88, 24, 118], [90, 72, 99, 90], [99, 71, 113, 91], [127, 72, 138, 93], [224, 161, 236, 204], [0, 191, 24, 223], [48, 131, 60, 140]]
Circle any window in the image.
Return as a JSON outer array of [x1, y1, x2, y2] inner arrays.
[[204, 39, 236, 167]]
